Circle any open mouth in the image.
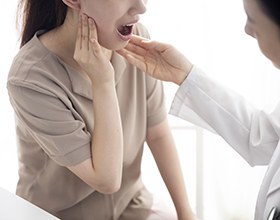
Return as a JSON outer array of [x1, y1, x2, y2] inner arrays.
[[117, 24, 134, 36]]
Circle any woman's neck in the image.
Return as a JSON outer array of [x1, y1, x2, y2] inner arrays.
[[39, 10, 112, 71]]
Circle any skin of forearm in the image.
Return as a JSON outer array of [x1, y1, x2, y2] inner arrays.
[[147, 122, 194, 218], [90, 81, 124, 192]]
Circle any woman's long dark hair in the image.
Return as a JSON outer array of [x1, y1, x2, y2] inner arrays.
[[258, 0, 280, 27], [17, 0, 67, 47]]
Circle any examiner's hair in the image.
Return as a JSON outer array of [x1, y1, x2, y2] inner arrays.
[[17, 0, 67, 47], [257, 0, 280, 27]]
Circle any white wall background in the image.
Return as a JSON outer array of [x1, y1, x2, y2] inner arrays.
[[140, 0, 280, 220], [0, 0, 19, 193], [2, 0, 280, 220]]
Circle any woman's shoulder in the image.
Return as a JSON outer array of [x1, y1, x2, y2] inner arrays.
[[9, 34, 51, 76], [7, 32, 70, 90]]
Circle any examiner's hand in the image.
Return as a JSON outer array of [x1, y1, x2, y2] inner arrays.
[[117, 35, 193, 85]]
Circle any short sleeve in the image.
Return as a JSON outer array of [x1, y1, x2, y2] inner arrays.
[[133, 23, 167, 127], [146, 75, 167, 127], [7, 82, 92, 167]]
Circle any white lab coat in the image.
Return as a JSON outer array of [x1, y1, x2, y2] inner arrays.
[[169, 66, 280, 220]]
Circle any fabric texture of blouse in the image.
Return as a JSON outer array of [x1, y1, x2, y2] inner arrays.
[[7, 23, 167, 220], [170, 65, 280, 220]]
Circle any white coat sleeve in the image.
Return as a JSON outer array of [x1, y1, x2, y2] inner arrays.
[[169, 66, 280, 166]]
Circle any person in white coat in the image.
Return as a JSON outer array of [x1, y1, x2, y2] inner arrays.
[[116, 0, 280, 219]]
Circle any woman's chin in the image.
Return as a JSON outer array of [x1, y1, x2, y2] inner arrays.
[[101, 41, 129, 51], [272, 61, 280, 69], [97, 37, 123, 49]]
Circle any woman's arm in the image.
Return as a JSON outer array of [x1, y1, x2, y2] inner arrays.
[[68, 15, 123, 194], [146, 119, 198, 220]]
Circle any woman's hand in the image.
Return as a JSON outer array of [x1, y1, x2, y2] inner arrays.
[[73, 14, 114, 85], [117, 35, 193, 85]]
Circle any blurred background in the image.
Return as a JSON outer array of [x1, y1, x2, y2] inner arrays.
[[2, 0, 280, 219]]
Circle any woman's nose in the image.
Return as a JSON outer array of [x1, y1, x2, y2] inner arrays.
[[129, 0, 147, 16], [244, 23, 255, 38]]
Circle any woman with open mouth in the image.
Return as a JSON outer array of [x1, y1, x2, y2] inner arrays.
[[6, 0, 198, 219]]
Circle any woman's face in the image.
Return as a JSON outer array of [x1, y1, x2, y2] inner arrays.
[[80, 0, 147, 50], [243, 0, 280, 68]]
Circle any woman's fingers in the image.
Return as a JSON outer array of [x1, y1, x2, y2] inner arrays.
[[81, 14, 90, 51], [88, 17, 101, 55], [89, 17, 98, 42], [74, 14, 91, 52], [75, 15, 82, 52], [74, 14, 100, 59]]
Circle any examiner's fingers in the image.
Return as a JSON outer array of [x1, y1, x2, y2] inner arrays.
[[129, 35, 170, 54], [128, 34, 148, 44], [115, 48, 127, 58], [117, 48, 147, 72], [124, 42, 148, 57], [117, 47, 145, 63], [128, 35, 153, 50], [141, 39, 171, 53]]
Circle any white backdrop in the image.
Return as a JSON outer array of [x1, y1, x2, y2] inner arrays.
[[0, 0, 19, 193], [2, 0, 280, 220], [141, 0, 280, 219]]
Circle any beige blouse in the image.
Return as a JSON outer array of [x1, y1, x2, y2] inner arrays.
[[7, 24, 166, 220]]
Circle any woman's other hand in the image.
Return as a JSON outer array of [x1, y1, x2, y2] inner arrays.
[[117, 35, 193, 85]]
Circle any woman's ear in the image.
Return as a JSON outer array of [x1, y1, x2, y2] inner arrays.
[[62, 0, 81, 10]]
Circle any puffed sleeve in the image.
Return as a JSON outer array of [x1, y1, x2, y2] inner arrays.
[[133, 23, 167, 127], [7, 81, 92, 167], [145, 75, 167, 127], [170, 66, 278, 166]]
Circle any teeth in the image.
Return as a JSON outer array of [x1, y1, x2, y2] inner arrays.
[[117, 23, 134, 36]]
